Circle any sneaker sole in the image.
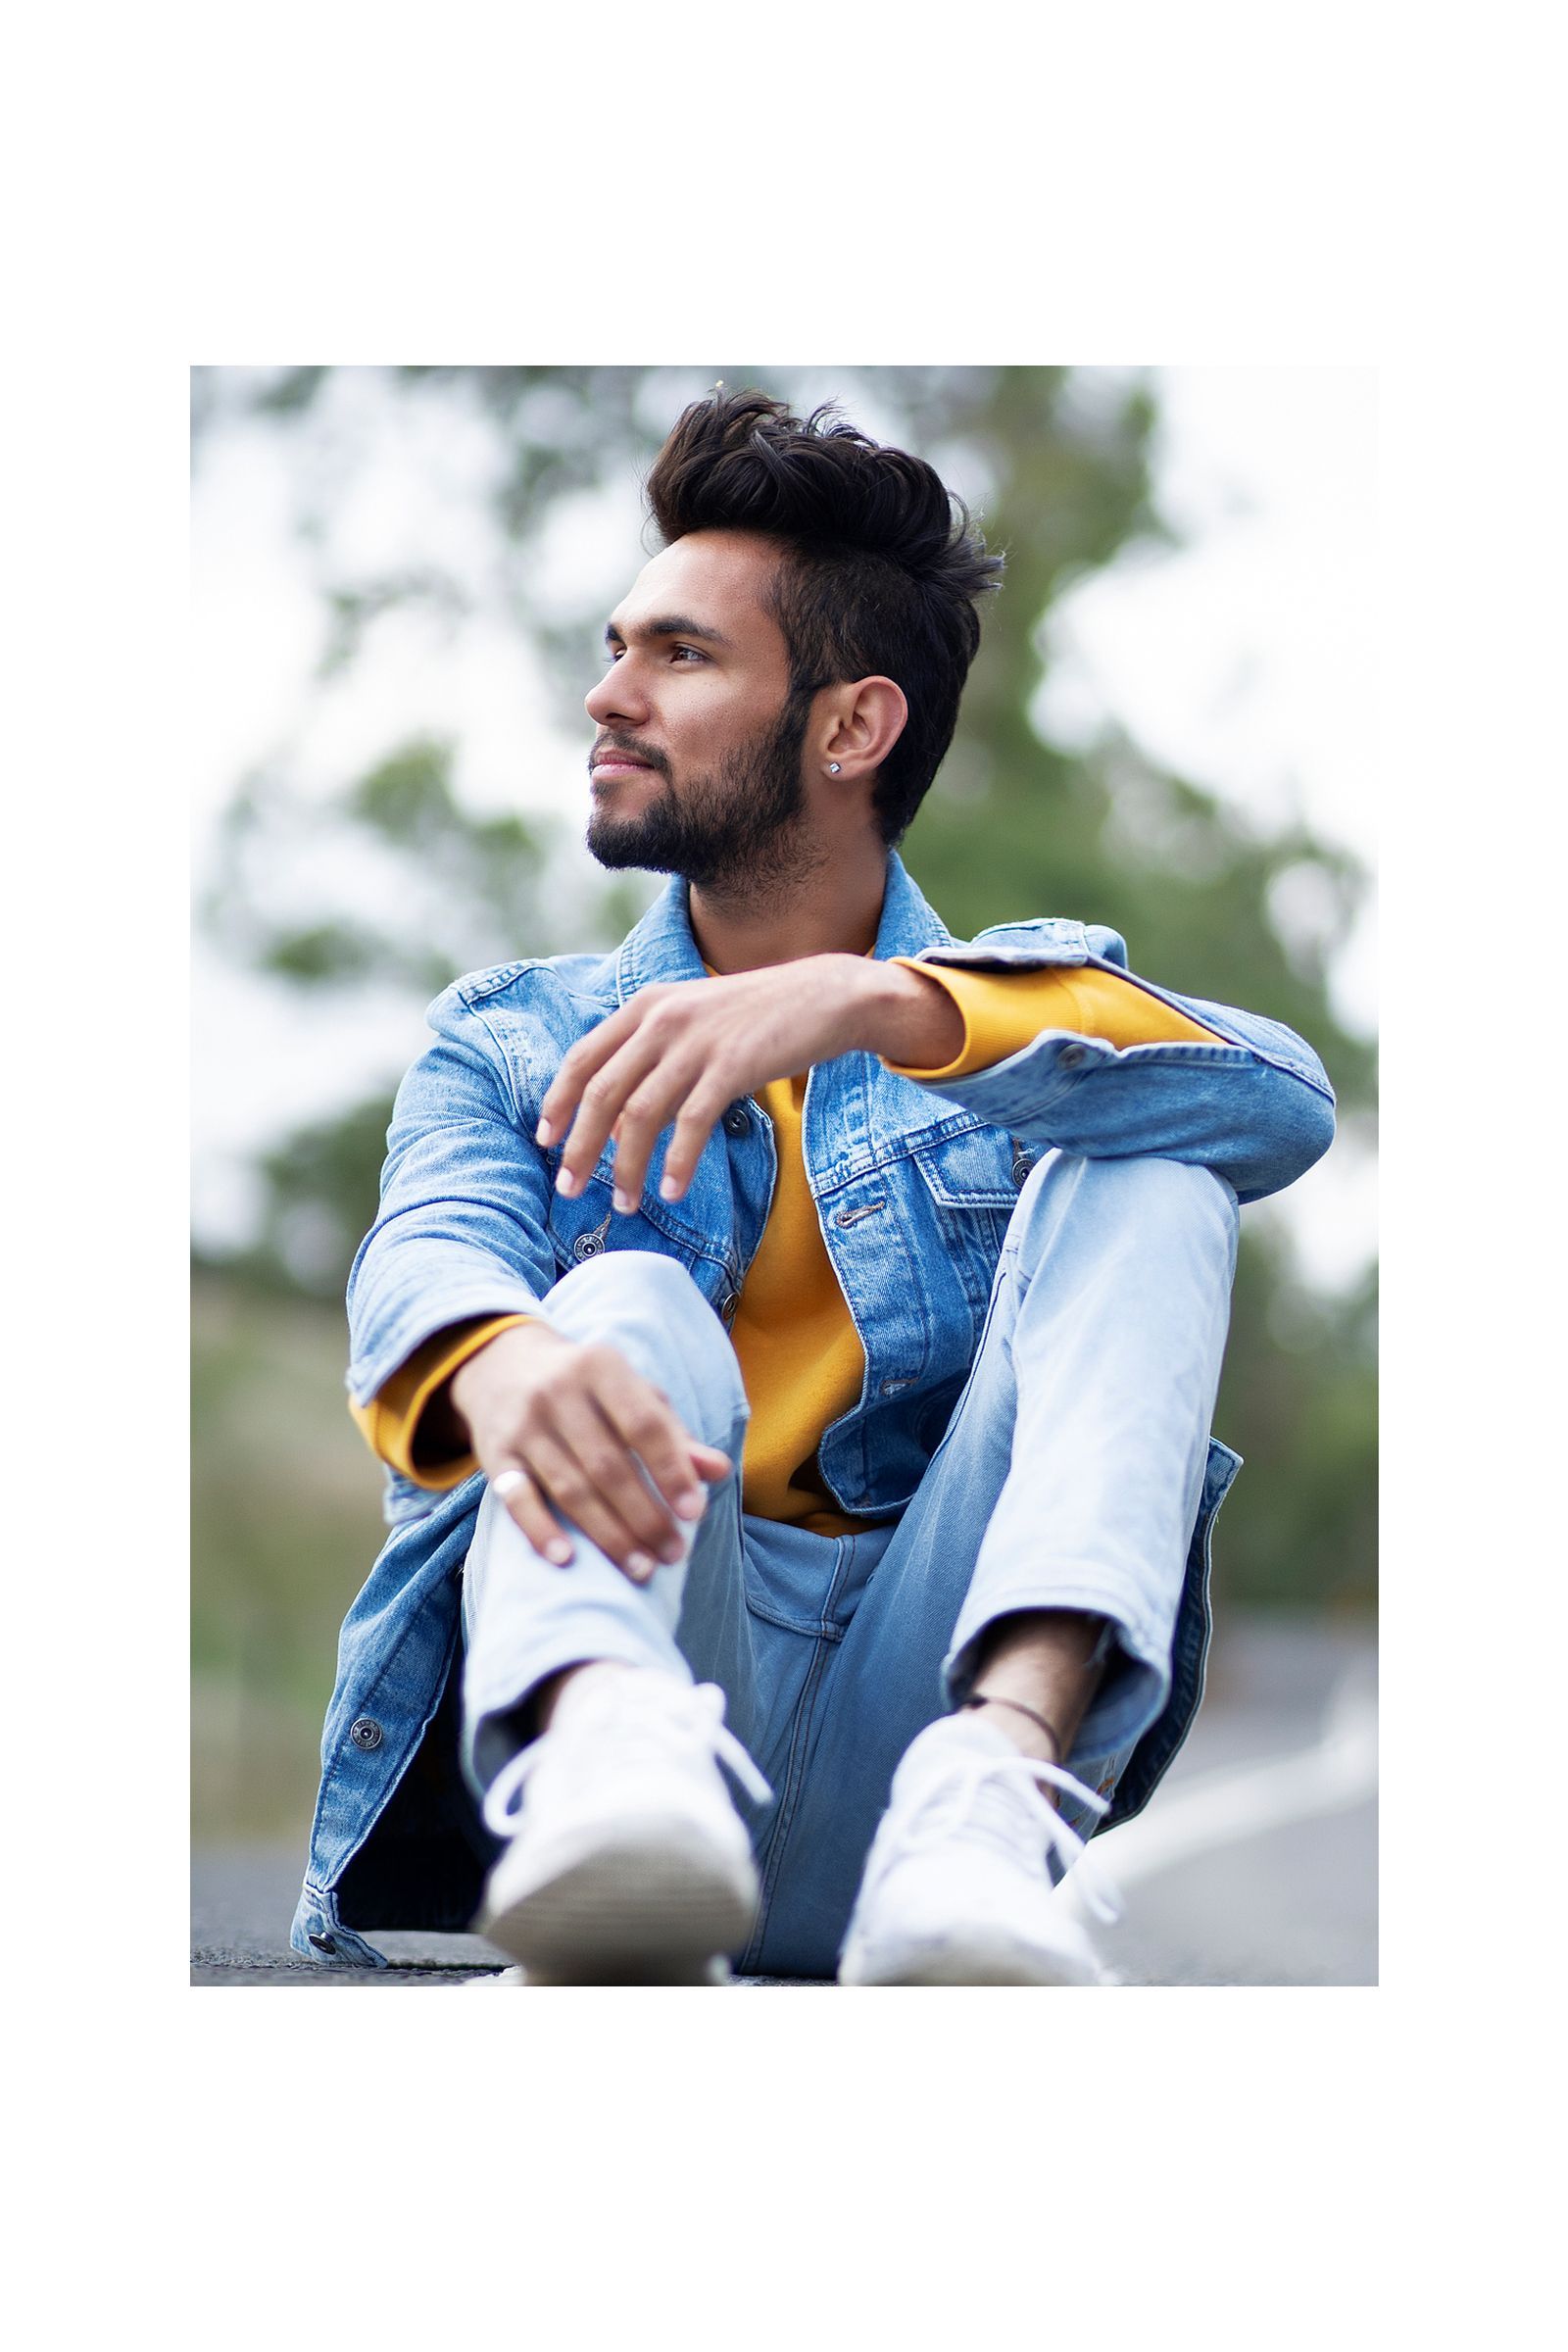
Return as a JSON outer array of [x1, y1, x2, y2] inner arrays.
[[479, 1817, 759, 1984], [839, 1932, 1104, 1987], [465, 1958, 734, 1988]]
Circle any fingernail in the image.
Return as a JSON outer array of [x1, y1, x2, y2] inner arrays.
[[556, 1169, 578, 1197], [613, 1189, 635, 1214], [675, 1490, 705, 1519], [535, 1116, 554, 1146], [628, 1551, 656, 1580], [547, 1541, 572, 1566], [660, 1175, 679, 1200]]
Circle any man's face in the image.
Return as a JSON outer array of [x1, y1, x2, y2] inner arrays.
[[583, 530, 812, 892]]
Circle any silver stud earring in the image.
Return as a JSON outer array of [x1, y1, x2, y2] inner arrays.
[[828, 761, 841, 775]]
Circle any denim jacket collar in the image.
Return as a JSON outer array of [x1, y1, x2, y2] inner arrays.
[[614, 850, 955, 1004]]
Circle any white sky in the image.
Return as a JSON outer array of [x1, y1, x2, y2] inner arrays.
[[191, 366, 1377, 1288]]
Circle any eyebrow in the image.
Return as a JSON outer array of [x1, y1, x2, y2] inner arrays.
[[604, 612, 738, 652]]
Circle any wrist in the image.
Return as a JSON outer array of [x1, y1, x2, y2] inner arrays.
[[447, 1318, 563, 1429], [853, 958, 965, 1068]]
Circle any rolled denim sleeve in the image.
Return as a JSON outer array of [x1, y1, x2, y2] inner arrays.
[[345, 983, 561, 1406], [900, 924, 1336, 1205]]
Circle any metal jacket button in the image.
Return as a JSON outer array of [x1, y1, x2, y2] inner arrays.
[[349, 1716, 383, 1751], [1011, 1155, 1033, 1189], [1058, 1043, 1088, 1069], [572, 1209, 612, 1262], [722, 1105, 751, 1137], [719, 1291, 740, 1325]]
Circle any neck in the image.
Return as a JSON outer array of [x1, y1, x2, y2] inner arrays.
[[689, 839, 890, 973]]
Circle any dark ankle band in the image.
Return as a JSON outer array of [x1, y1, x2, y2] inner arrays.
[[961, 1691, 1063, 1761]]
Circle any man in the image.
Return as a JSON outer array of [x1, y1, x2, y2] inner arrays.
[[292, 387, 1334, 1984]]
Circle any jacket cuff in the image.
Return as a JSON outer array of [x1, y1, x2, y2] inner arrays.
[[347, 1272, 556, 1412], [350, 1314, 534, 1490]]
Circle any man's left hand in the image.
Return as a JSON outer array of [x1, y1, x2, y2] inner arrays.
[[536, 953, 964, 1212]]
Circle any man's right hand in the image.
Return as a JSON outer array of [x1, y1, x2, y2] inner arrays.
[[447, 1322, 732, 1584]]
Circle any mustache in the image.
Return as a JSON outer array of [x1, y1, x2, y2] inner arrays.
[[588, 733, 670, 778]]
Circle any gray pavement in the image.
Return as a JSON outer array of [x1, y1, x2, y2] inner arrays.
[[192, 1613, 1376, 1987]]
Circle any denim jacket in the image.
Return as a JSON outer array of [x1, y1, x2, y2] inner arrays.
[[291, 853, 1335, 1965]]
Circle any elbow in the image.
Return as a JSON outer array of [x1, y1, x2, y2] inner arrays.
[[1294, 1087, 1338, 1185], [1238, 1082, 1337, 1204]]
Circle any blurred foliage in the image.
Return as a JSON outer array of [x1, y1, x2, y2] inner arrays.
[[192, 1271, 383, 1837], [204, 733, 558, 1004], [194, 362, 1376, 1814]]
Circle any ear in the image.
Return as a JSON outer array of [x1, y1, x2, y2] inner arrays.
[[820, 676, 908, 778]]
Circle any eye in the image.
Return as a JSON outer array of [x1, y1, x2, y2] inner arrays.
[[670, 645, 706, 663]]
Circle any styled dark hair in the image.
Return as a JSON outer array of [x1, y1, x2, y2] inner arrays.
[[645, 388, 1004, 846]]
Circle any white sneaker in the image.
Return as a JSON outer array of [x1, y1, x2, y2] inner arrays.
[[475, 1669, 769, 1984], [838, 1713, 1120, 1986]]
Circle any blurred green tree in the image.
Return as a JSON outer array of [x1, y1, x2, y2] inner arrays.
[[194, 364, 1374, 1611]]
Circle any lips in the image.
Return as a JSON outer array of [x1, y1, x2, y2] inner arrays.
[[590, 742, 662, 784]]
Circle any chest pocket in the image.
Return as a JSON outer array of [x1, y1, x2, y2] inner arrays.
[[909, 1125, 1022, 1311], [544, 1157, 710, 1285]]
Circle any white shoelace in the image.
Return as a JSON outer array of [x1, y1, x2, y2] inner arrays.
[[482, 1678, 771, 1839], [889, 1749, 1123, 1925]]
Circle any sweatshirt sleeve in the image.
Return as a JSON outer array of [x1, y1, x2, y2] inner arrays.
[[880, 958, 1224, 1080], [349, 1313, 533, 1491]]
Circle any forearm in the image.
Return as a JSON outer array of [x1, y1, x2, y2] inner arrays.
[[879, 958, 1225, 1074], [846, 956, 968, 1067], [876, 950, 1336, 1203]]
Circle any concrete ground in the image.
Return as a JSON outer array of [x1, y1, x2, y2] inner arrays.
[[192, 1614, 1376, 1987]]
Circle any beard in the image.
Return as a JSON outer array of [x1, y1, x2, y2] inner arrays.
[[586, 691, 818, 901]]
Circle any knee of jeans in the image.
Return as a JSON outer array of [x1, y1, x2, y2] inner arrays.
[[546, 1250, 747, 1437], [1020, 1152, 1238, 1255], [549, 1248, 707, 1322]]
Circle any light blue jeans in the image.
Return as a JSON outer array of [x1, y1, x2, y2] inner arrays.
[[461, 1151, 1238, 1979]]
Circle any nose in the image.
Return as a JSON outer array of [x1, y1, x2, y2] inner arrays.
[[585, 651, 648, 730]]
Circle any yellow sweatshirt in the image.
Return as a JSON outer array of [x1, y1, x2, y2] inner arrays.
[[352, 960, 1221, 1526]]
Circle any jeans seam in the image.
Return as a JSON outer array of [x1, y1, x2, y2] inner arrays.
[[742, 1641, 832, 1970], [741, 1537, 859, 1969]]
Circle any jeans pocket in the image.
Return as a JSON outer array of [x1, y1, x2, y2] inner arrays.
[[740, 1517, 852, 1638]]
